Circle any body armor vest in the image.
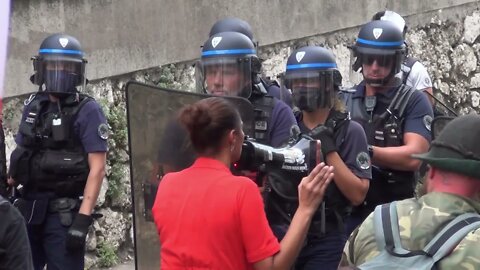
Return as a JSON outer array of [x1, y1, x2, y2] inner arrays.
[[342, 85, 417, 211], [265, 109, 351, 236], [10, 93, 92, 197], [250, 93, 275, 145]]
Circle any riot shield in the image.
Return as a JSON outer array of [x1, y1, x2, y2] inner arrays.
[[126, 81, 254, 270]]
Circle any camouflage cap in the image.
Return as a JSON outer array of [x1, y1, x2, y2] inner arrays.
[[412, 114, 480, 179]]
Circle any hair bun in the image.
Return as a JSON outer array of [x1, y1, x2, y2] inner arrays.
[[179, 102, 212, 134]]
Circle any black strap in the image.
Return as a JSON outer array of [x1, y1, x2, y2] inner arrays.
[[425, 215, 480, 256], [386, 84, 415, 119], [402, 57, 418, 84], [381, 203, 430, 258], [381, 204, 395, 252]]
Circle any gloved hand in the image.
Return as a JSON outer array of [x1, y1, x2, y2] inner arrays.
[[66, 213, 93, 252], [311, 126, 337, 155]]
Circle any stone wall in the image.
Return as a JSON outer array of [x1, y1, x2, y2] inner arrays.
[[3, 7, 480, 269]]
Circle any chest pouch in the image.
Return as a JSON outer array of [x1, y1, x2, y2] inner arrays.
[[51, 115, 71, 142], [40, 150, 88, 175]]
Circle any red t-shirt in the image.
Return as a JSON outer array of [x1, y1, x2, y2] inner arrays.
[[152, 157, 280, 269]]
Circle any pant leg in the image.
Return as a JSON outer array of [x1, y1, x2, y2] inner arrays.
[[344, 215, 364, 237], [295, 231, 347, 270], [27, 224, 46, 270], [42, 212, 84, 270]]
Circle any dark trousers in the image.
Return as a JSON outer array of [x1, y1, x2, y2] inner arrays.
[[295, 231, 347, 270], [271, 224, 346, 270], [27, 212, 84, 270], [344, 214, 366, 237]]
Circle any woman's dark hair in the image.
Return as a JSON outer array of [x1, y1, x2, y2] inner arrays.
[[178, 97, 241, 155]]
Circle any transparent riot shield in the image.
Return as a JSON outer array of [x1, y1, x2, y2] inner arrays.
[[125, 81, 254, 270]]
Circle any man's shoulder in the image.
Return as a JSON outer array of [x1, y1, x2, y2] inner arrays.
[[404, 84, 431, 108], [346, 119, 364, 134], [76, 96, 104, 116]]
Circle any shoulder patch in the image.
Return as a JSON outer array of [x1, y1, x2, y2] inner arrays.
[[424, 76, 431, 85], [98, 123, 109, 140], [356, 151, 371, 170], [423, 115, 433, 131]]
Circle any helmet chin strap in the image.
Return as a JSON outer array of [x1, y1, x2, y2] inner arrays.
[[363, 70, 396, 88]]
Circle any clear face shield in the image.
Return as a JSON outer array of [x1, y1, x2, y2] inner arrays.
[[350, 50, 403, 88], [41, 58, 86, 95], [284, 71, 335, 112], [196, 56, 253, 98]]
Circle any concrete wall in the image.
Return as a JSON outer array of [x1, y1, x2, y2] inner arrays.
[[5, 0, 477, 97]]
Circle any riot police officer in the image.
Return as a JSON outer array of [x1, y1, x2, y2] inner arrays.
[[371, 10, 435, 106], [267, 46, 371, 270], [196, 31, 296, 147], [342, 20, 433, 235], [8, 33, 108, 270], [207, 17, 294, 108]]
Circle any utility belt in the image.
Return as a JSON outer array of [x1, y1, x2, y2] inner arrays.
[[15, 196, 80, 227]]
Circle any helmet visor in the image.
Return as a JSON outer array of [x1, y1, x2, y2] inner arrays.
[[42, 59, 85, 94], [196, 56, 252, 98], [284, 71, 335, 110]]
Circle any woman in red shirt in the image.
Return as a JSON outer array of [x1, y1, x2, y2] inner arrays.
[[152, 97, 334, 270]]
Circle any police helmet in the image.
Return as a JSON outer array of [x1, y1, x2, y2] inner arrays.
[[351, 20, 406, 87], [371, 10, 407, 36], [196, 31, 259, 98], [31, 33, 87, 96], [208, 17, 256, 46], [284, 46, 341, 112], [412, 114, 480, 179]]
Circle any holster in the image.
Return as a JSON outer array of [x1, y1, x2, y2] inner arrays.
[[48, 197, 80, 227]]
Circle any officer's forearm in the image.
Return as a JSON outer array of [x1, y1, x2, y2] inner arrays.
[[326, 153, 369, 206], [372, 132, 429, 171], [79, 153, 106, 215], [372, 145, 422, 171]]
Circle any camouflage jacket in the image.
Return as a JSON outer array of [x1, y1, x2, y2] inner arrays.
[[340, 192, 480, 269]]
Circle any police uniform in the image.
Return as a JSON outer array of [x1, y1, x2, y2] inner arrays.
[[340, 114, 480, 269], [343, 81, 433, 233], [402, 57, 432, 91], [9, 34, 108, 270], [343, 19, 434, 235], [10, 92, 108, 270], [264, 45, 371, 270], [251, 92, 296, 147], [292, 111, 371, 270]]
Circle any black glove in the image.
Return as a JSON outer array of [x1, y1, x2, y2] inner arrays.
[[66, 213, 93, 252], [311, 126, 337, 155]]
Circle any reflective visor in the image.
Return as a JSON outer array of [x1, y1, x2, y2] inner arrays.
[[42, 60, 84, 94]]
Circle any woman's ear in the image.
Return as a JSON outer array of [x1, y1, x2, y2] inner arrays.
[[226, 129, 236, 152]]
